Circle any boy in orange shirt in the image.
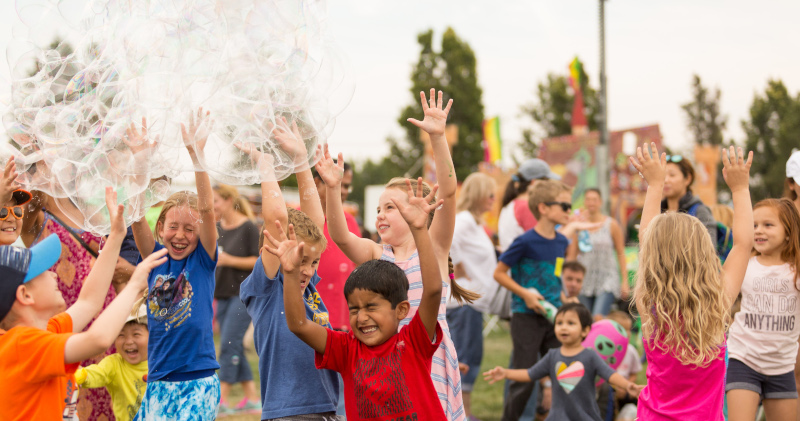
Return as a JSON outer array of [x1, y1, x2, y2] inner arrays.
[[0, 189, 168, 421]]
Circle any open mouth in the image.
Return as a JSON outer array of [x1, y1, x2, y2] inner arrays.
[[124, 348, 140, 359], [171, 243, 188, 253], [359, 326, 378, 336], [1, 227, 17, 233], [377, 224, 389, 232]]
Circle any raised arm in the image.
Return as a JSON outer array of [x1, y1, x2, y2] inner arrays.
[[64, 249, 168, 364], [629, 142, 667, 235], [391, 178, 443, 340], [124, 118, 159, 258], [181, 108, 217, 260], [263, 221, 328, 353], [234, 141, 285, 278], [273, 118, 324, 229], [67, 188, 126, 332], [317, 146, 380, 264], [408, 89, 456, 256], [720, 146, 754, 304]]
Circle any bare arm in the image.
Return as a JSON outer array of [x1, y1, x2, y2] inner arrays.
[[67, 188, 126, 332], [317, 146, 381, 264], [64, 249, 168, 364], [275, 118, 325, 230], [610, 220, 629, 298], [21, 191, 46, 247], [629, 143, 666, 236], [566, 233, 578, 260], [720, 147, 754, 304], [408, 89, 457, 258], [483, 366, 532, 384], [608, 372, 643, 398], [494, 261, 544, 314], [182, 109, 217, 260], [217, 253, 259, 271], [131, 217, 155, 259], [262, 222, 328, 353]]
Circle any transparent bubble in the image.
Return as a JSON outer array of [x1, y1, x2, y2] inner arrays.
[[4, 0, 353, 235]]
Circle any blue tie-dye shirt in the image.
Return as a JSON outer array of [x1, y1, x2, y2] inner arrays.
[[499, 229, 569, 315]]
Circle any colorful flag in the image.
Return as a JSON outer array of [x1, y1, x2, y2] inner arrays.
[[482, 117, 502, 164], [569, 57, 583, 92]]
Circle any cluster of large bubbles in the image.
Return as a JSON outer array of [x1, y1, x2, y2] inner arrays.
[[2, 0, 353, 234]]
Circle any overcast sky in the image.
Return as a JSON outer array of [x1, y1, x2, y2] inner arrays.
[[2, 1, 799, 170]]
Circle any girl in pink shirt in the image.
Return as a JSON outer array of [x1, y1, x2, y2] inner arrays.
[[726, 198, 800, 421], [630, 144, 754, 420]]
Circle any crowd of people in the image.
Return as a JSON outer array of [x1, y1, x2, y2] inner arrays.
[[1, 88, 800, 421]]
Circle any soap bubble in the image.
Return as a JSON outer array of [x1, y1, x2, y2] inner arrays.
[[3, 0, 354, 235]]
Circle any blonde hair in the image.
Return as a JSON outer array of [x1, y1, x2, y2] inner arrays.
[[634, 212, 727, 367], [259, 207, 327, 252], [214, 184, 255, 221], [711, 204, 733, 228], [456, 173, 497, 215], [154, 191, 199, 243], [528, 180, 572, 219], [384, 177, 481, 305]]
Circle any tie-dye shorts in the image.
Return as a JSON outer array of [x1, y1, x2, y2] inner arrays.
[[133, 374, 220, 421]]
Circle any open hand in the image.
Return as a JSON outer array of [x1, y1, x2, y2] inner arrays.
[[181, 108, 213, 157], [123, 117, 158, 158], [721, 146, 752, 193], [105, 187, 126, 238], [1, 158, 20, 203], [407, 89, 453, 138], [271, 117, 309, 168], [233, 141, 274, 173], [629, 142, 666, 187], [482, 366, 507, 384], [390, 178, 443, 231], [129, 248, 169, 292], [314, 144, 344, 188], [260, 221, 304, 275]]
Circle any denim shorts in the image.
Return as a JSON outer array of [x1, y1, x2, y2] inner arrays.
[[726, 358, 798, 399], [446, 305, 484, 391]]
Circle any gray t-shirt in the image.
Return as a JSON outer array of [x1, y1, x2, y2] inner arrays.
[[527, 348, 616, 421]]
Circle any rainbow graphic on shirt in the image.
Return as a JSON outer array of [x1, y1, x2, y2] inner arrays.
[[555, 361, 585, 394]]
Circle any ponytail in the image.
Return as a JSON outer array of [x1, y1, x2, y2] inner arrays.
[[447, 254, 481, 305]]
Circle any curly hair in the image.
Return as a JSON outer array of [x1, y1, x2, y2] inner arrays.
[[634, 212, 727, 367]]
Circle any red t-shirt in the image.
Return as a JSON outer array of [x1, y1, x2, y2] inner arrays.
[[317, 213, 361, 331], [315, 313, 446, 421], [0, 312, 79, 421]]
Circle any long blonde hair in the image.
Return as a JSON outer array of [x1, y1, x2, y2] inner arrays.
[[634, 212, 727, 367], [385, 177, 481, 305], [214, 184, 255, 221]]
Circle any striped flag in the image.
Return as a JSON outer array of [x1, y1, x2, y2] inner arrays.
[[483, 117, 502, 164]]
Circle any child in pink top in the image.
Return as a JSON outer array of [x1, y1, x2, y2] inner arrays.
[[629, 144, 754, 420]]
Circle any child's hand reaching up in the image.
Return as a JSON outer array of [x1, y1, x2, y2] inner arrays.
[[129, 248, 169, 293], [261, 221, 304, 277], [407, 89, 453, 138], [105, 187, 126, 240], [0, 158, 20, 204], [629, 142, 666, 187], [390, 177, 443, 231], [315, 145, 344, 188], [721, 145, 752, 193], [181, 108, 213, 162]]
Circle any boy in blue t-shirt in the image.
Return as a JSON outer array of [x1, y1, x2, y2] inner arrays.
[[494, 179, 575, 420], [237, 121, 341, 420]]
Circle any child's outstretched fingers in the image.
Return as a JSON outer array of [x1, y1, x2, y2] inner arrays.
[[104, 187, 126, 236], [482, 367, 505, 384], [721, 146, 752, 192]]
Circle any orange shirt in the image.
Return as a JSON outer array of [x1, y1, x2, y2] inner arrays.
[[0, 312, 78, 421]]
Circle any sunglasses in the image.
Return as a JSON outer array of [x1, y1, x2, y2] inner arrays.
[[666, 155, 683, 163], [0, 205, 24, 221], [545, 201, 572, 212]]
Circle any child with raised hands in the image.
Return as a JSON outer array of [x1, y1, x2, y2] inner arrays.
[[130, 108, 221, 420], [483, 303, 643, 421], [725, 197, 800, 421], [0, 188, 168, 421], [266, 178, 448, 421], [629, 144, 753, 420], [318, 89, 472, 420], [237, 118, 342, 420]]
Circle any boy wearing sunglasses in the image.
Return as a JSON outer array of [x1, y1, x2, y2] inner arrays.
[[493, 179, 576, 420]]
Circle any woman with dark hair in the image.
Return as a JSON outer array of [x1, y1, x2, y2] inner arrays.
[[660, 155, 716, 240]]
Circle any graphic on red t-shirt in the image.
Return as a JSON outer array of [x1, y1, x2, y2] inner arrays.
[[354, 347, 412, 418]]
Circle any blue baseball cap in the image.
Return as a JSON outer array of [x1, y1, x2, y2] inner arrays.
[[0, 235, 62, 321]]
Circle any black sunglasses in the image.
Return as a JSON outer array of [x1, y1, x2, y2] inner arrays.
[[545, 201, 572, 212]]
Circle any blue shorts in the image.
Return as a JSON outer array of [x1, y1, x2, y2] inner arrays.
[[726, 358, 797, 399], [134, 374, 220, 420], [446, 305, 484, 391]]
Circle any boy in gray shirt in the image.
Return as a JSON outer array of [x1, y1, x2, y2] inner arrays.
[[484, 303, 644, 421]]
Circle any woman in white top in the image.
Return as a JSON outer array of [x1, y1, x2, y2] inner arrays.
[[446, 172, 498, 420]]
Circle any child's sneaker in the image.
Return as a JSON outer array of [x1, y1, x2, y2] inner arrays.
[[235, 398, 261, 415], [216, 401, 236, 418]]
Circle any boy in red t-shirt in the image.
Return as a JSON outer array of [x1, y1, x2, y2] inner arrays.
[[264, 179, 447, 420], [0, 190, 168, 421]]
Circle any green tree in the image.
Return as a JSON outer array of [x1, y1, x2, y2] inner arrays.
[[681, 74, 727, 146], [742, 80, 800, 200], [519, 68, 600, 158], [394, 27, 485, 181]]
